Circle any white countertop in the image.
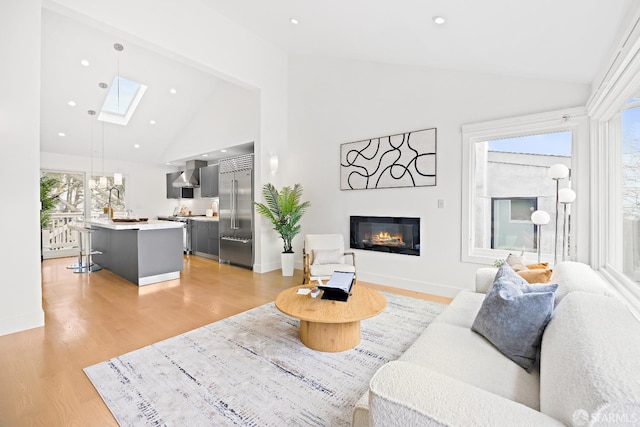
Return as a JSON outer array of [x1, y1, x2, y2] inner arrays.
[[189, 216, 219, 222], [89, 219, 185, 230]]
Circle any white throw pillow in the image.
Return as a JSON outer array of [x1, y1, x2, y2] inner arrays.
[[312, 249, 343, 265], [506, 253, 528, 272]]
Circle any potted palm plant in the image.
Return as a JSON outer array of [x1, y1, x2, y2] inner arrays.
[[254, 183, 310, 276]]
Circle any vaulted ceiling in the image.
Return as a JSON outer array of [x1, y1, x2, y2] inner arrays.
[[40, 1, 636, 165], [202, 0, 634, 84], [40, 9, 228, 165]]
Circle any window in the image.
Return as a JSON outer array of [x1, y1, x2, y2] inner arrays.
[[620, 101, 640, 281], [90, 176, 125, 218], [40, 170, 85, 259], [461, 109, 587, 264], [588, 14, 640, 315], [491, 198, 537, 251]]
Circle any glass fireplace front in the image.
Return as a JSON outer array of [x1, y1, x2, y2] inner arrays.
[[350, 216, 420, 256]]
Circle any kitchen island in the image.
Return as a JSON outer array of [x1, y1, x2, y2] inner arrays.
[[89, 219, 184, 286]]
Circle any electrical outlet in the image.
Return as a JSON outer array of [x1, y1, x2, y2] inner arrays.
[[438, 199, 444, 209]]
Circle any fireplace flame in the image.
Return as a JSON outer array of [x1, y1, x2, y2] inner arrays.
[[370, 231, 404, 246]]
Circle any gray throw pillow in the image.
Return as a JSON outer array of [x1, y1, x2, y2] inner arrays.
[[471, 263, 558, 372]]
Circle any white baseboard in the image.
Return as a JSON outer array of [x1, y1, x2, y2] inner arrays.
[[356, 271, 467, 299], [293, 261, 467, 298], [253, 261, 290, 274], [0, 309, 45, 337], [261, 261, 466, 299]]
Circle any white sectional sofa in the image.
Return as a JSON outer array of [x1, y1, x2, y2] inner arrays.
[[352, 262, 640, 427]]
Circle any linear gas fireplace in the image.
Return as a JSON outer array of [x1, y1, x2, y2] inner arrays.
[[350, 216, 420, 256]]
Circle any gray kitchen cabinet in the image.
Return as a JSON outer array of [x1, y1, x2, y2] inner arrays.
[[166, 171, 193, 199], [191, 220, 219, 259], [199, 164, 219, 198], [208, 221, 219, 256], [195, 221, 209, 254]]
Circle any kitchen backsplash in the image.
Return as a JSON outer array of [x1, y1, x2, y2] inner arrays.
[[169, 187, 219, 216]]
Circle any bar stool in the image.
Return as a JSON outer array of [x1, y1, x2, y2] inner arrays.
[[68, 223, 102, 273]]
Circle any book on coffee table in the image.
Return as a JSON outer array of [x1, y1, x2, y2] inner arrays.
[[319, 271, 355, 301]]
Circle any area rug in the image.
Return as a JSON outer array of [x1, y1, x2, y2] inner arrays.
[[84, 292, 445, 426]]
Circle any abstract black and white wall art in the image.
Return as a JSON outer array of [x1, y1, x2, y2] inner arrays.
[[340, 128, 437, 190]]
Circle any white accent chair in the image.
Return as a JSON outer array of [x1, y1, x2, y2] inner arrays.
[[302, 234, 356, 284]]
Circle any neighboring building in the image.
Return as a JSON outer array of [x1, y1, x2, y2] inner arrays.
[[475, 147, 571, 258]]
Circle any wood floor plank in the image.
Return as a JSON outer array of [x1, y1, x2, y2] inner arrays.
[[0, 255, 450, 426]]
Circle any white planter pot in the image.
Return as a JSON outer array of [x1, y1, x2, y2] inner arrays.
[[281, 252, 295, 276]]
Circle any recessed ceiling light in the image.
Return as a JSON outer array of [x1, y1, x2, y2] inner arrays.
[[165, 162, 172, 165], [58, 132, 66, 137], [169, 88, 177, 95], [150, 120, 156, 125], [432, 16, 446, 25], [80, 59, 90, 67], [68, 101, 76, 107], [221, 149, 227, 153], [290, 18, 299, 25], [134, 144, 140, 148], [202, 154, 209, 157], [98, 82, 108, 89]]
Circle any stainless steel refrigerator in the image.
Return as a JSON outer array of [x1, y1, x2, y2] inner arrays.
[[218, 154, 254, 268]]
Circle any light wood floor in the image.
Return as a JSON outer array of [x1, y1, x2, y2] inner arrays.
[[0, 255, 450, 426]]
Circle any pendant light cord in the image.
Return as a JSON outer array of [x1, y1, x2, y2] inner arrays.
[[90, 114, 94, 180], [102, 121, 105, 179]]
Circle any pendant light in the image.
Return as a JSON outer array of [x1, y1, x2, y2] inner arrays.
[[88, 110, 97, 189], [113, 43, 124, 186], [113, 117, 122, 185], [99, 120, 107, 188]]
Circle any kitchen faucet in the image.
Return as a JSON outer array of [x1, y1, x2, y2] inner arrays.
[[108, 186, 120, 219]]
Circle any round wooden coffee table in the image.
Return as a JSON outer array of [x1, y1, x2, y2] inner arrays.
[[275, 285, 386, 352]]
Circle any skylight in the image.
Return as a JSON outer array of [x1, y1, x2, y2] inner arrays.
[[98, 76, 147, 126]]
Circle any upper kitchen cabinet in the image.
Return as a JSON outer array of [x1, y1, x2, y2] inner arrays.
[[200, 164, 219, 197], [166, 172, 194, 199]]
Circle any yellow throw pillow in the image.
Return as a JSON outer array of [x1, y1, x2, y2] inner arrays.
[[517, 268, 553, 284], [526, 262, 549, 270]]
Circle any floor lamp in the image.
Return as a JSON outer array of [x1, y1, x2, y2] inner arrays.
[[531, 210, 550, 263], [558, 188, 576, 261], [548, 164, 569, 265]]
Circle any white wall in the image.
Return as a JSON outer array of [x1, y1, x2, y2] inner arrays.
[[288, 56, 592, 296], [40, 152, 176, 219], [47, 0, 289, 273], [163, 81, 260, 163], [161, 79, 260, 218], [1, 0, 288, 335], [0, 0, 44, 336]]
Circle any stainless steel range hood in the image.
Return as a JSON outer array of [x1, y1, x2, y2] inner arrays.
[[172, 160, 208, 188]]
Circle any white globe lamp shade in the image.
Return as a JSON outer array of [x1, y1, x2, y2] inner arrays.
[[531, 210, 550, 225], [548, 164, 569, 180], [558, 188, 576, 204]]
